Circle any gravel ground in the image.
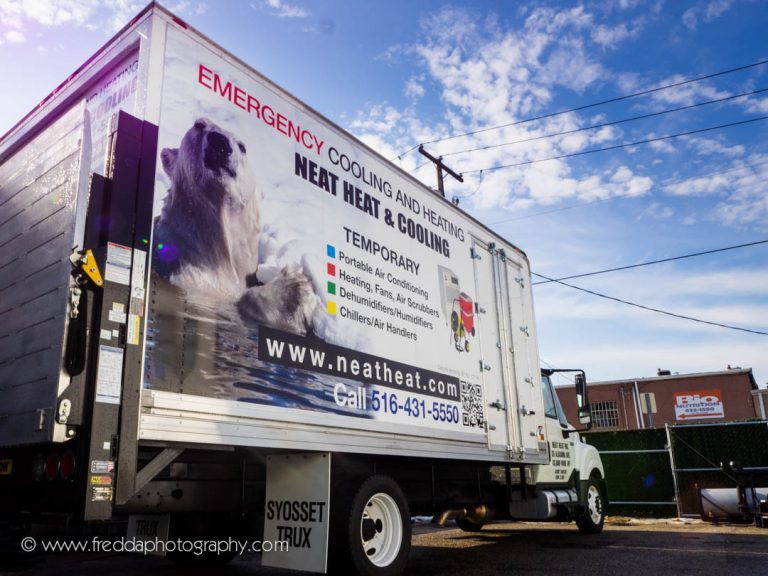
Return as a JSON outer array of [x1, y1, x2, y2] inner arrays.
[[2, 518, 767, 576]]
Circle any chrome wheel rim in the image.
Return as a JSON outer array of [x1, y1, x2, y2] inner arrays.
[[360, 492, 403, 567], [587, 484, 603, 524]]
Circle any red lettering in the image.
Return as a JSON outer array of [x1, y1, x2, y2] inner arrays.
[[275, 112, 287, 135], [288, 120, 301, 143], [301, 130, 313, 149], [313, 134, 324, 155], [198, 64, 213, 89], [262, 105, 275, 127], [196, 63, 324, 155], [247, 94, 261, 117], [233, 86, 246, 110], [213, 74, 232, 101]]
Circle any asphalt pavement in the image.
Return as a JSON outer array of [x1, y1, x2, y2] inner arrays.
[[2, 519, 767, 576]]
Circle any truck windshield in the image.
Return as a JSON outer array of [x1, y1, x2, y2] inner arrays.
[[541, 374, 569, 428]]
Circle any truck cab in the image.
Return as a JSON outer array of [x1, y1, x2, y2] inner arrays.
[[503, 368, 606, 532]]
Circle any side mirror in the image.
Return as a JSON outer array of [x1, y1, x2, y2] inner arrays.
[[575, 372, 592, 427]]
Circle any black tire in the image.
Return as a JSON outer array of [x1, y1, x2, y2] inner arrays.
[[576, 478, 605, 534], [450, 311, 459, 332], [455, 518, 484, 532], [330, 475, 411, 576]]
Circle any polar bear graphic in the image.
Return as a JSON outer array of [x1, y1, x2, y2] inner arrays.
[[153, 118, 317, 335]]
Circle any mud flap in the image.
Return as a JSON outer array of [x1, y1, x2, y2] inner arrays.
[[262, 452, 331, 573]]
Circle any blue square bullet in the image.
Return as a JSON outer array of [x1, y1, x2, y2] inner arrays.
[[327, 244, 336, 258]]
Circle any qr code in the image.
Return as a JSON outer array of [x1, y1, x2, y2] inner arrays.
[[461, 381, 484, 428]]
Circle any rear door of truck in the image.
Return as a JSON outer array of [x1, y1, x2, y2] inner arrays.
[[471, 237, 547, 462]]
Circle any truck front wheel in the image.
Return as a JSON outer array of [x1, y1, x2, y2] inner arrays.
[[330, 475, 411, 576], [576, 478, 605, 534]]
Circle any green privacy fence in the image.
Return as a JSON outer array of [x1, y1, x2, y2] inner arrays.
[[583, 428, 676, 517], [583, 422, 768, 518], [667, 421, 768, 517]]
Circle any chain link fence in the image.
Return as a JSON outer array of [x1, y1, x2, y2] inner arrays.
[[584, 421, 768, 519], [667, 421, 768, 518]]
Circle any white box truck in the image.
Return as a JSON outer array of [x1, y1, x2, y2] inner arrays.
[[0, 4, 605, 574]]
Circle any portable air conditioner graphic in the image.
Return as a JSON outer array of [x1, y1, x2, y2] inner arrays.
[[438, 266, 475, 353]]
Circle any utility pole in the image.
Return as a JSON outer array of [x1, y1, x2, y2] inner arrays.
[[418, 145, 463, 197]]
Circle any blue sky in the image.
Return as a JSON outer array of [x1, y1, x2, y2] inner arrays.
[[1, 0, 767, 388]]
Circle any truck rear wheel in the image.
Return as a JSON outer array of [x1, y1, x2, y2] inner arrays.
[[330, 475, 411, 576], [576, 478, 605, 534]]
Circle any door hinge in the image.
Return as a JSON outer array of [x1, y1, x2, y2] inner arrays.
[[507, 446, 526, 460]]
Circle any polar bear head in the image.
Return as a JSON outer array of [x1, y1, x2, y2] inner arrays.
[[161, 118, 256, 211]]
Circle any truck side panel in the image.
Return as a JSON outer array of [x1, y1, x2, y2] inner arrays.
[[139, 22, 548, 464], [0, 30, 145, 448], [0, 103, 86, 446]]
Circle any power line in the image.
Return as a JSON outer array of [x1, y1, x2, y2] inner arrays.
[[462, 115, 768, 175], [533, 239, 768, 285], [409, 159, 432, 174], [440, 87, 768, 159], [452, 170, 484, 200], [486, 157, 768, 225], [397, 58, 768, 158], [531, 272, 768, 337]]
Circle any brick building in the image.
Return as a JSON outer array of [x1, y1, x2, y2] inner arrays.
[[556, 368, 759, 430]]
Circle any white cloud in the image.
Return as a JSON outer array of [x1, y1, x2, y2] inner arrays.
[[544, 337, 768, 384], [705, 0, 733, 20], [404, 76, 426, 100], [350, 5, 659, 215], [663, 154, 768, 227], [535, 267, 768, 335], [0, 0, 210, 37], [350, 104, 403, 135], [2, 29, 25, 43], [0, 0, 101, 27], [647, 74, 731, 107], [647, 134, 677, 154], [745, 97, 768, 114], [682, 8, 699, 30], [591, 20, 644, 49], [714, 164, 768, 227], [686, 136, 745, 157], [541, 38, 603, 92], [638, 201, 674, 220], [682, 0, 734, 30], [665, 173, 729, 196], [105, 1, 144, 32], [617, 0, 642, 9], [264, 0, 309, 19]]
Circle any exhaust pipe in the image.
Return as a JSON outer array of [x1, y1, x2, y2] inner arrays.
[[435, 505, 494, 526]]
